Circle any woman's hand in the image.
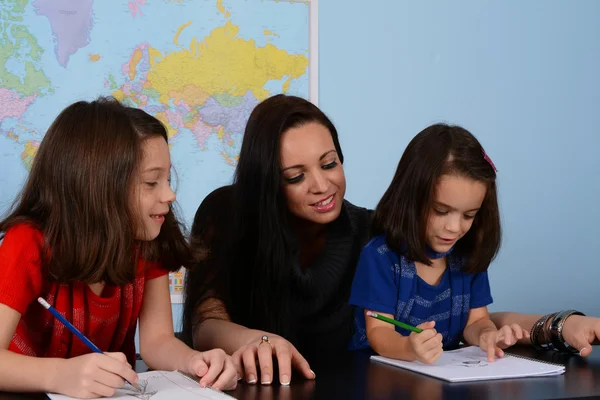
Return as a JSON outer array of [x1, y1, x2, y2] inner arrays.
[[232, 334, 315, 386]]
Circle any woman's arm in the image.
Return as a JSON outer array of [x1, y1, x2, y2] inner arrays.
[[192, 298, 313, 386], [490, 311, 600, 356]]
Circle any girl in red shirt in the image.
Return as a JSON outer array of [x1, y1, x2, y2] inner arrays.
[[0, 98, 237, 397]]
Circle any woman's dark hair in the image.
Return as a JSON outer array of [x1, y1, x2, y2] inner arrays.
[[0, 97, 192, 285], [372, 123, 501, 273], [182, 94, 342, 343]]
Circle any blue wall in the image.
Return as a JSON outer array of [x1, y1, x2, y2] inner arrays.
[[319, 0, 600, 316], [169, 0, 600, 335]]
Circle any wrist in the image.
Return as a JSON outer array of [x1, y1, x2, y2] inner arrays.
[[43, 357, 66, 393]]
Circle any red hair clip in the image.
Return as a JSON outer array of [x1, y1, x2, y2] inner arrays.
[[482, 148, 497, 172]]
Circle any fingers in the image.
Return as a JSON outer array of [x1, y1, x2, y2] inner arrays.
[[231, 349, 244, 382], [257, 342, 274, 385], [242, 347, 259, 384], [104, 352, 129, 365], [88, 381, 118, 398], [274, 345, 292, 386], [568, 333, 594, 357], [93, 368, 126, 390], [97, 354, 139, 387], [290, 347, 315, 380], [416, 321, 436, 331], [199, 351, 225, 388], [486, 336, 497, 362], [210, 357, 238, 391]]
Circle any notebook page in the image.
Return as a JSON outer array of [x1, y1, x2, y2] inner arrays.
[[46, 370, 236, 400], [371, 346, 565, 382]]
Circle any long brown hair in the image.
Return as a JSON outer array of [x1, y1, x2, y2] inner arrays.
[[0, 97, 192, 285], [372, 123, 501, 273], [182, 94, 343, 340]]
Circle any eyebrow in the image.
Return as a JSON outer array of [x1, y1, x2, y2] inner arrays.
[[434, 201, 480, 213], [141, 166, 168, 173], [281, 150, 337, 172]]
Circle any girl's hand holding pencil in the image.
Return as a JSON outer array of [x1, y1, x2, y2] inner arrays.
[[366, 311, 443, 364], [407, 321, 444, 364], [47, 352, 141, 399]]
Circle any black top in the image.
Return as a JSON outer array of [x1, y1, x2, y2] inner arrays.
[[189, 185, 372, 363]]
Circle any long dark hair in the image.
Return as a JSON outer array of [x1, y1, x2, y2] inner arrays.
[[0, 97, 192, 285], [182, 94, 343, 342], [372, 123, 501, 273]]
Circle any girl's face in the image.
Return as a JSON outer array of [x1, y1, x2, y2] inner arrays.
[[280, 122, 346, 225], [426, 174, 487, 253], [133, 136, 175, 241]]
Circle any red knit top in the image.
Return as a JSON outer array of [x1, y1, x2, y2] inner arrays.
[[0, 223, 168, 366]]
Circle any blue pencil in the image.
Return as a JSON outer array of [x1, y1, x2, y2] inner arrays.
[[37, 297, 142, 393]]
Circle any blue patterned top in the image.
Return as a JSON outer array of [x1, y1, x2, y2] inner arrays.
[[348, 235, 493, 350]]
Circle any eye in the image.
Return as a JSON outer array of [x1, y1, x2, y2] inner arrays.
[[434, 209, 448, 216], [285, 174, 304, 184], [145, 182, 158, 187], [463, 214, 476, 220], [322, 161, 338, 169]]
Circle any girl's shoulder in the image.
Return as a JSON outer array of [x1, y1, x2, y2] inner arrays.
[[0, 222, 43, 252]]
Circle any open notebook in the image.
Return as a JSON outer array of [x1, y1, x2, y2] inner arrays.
[[46, 370, 237, 400], [371, 346, 565, 383]]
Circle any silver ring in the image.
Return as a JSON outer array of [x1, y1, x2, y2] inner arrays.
[[259, 335, 272, 348]]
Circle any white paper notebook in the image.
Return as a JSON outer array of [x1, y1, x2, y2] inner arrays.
[[371, 346, 565, 383], [46, 370, 237, 400]]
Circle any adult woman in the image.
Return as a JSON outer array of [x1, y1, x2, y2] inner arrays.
[[183, 94, 600, 386]]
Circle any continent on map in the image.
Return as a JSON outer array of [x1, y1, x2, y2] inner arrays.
[[0, 89, 37, 124], [0, 2, 52, 97], [113, 18, 308, 165], [33, 0, 94, 67]]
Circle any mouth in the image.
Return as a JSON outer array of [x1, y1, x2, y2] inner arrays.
[[150, 212, 168, 223], [438, 237, 457, 243], [311, 194, 336, 212]]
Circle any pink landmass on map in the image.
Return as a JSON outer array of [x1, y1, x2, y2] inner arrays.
[[128, 0, 146, 18], [0, 89, 37, 123], [190, 120, 214, 149], [33, 0, 94, 67]]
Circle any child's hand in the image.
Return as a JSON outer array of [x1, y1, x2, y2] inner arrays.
[[186, 349, 238, 391], [408, 321, 444, 364], [50, 352, 139, 398], [479, 324, 528, 362]]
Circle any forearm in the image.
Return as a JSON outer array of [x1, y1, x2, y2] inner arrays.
[[490, 312, 536, 344], [140, 334, 198, 374], [367, 327, 416, 361], [0, 349, 60, 393], [463, 318, 497, 346], [193, 319, 268, 354]]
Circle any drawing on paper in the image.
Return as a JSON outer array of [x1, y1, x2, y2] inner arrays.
[[120, 379, 158, 400], [451, 357, 489, 368]]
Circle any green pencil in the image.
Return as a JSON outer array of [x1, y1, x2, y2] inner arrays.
[[366, 311, 423, 333]]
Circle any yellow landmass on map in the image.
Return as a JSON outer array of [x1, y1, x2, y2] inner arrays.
[[154, 111, 178, 138], [88, 53, 101, 62], [147, 21, 308, 104], [168, 84, 211, 108], [216, 0, 231, 17], [129, 49, 143, 80], [174, 21, 192, 45], [264, 29, 278, 37]]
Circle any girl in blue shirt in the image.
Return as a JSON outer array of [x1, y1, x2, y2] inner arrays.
[[349, 123, 527, 364]]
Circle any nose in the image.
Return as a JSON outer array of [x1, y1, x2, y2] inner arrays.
[[309, 169, 329, 194], [163, 184, 176, 204], [444, 214, 461, 233]]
